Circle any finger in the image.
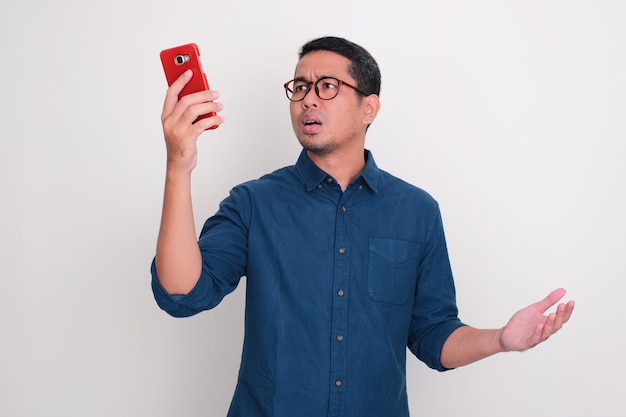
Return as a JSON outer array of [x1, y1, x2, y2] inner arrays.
[[163, 94, 220, 140], [564, 300, 575, 321], [172, 90, 220, 122], [540, 313, 558, 340], [528, 322, 545, 348], [543, 303, 567, 337], [540, 301, 575, 341], [162, 69, 193, 120], [178, 100, 223, 127], [535, 288, 567, 313], [193, 114, 225, 132], [169, 69, 194, 96], [552, 301, 575, 329]]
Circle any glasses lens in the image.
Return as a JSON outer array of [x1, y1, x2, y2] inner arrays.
[[285, 78, 344, 101], [286, 80, 309, 101], [316, 78, 340, 100]]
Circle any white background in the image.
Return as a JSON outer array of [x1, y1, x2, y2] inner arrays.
[[1, 1, 624, 416]]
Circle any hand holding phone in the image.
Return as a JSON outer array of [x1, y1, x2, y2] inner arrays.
[[160, 43, 219, 129]]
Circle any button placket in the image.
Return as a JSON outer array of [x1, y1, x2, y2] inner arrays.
[[328, 188, 353, 415]]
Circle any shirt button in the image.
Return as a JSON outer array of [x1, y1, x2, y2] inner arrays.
[[336, 334, 344, 342], [359, 184, 364, 190], [339, 247, 346, 254], [317, 184, 323, 189], [335, 380, 343, 387], [341, 206, 347, 212], [327, 177, 333, 183], [337, 289, 344, 297]]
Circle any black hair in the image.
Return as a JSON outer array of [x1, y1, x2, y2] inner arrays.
[[299, 36, 381, 97]]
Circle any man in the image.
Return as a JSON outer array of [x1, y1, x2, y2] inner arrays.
[[151, 36, 574, 417]]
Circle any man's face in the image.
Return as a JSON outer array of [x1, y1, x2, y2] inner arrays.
[[289, 50, 370, 156]]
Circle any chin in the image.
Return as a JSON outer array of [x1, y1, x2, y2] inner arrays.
[[301, 142, 338, 156], [295, 128, 337, 152]]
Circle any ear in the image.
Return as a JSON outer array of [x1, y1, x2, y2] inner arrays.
[[362, 94, 381, 125]]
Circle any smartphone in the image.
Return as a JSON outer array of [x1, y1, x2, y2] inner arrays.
[[160, 43, 217, 129]]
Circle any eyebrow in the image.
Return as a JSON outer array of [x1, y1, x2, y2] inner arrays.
[[292, 74, 337, 82]]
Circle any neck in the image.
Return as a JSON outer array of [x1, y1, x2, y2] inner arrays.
[[307, 148, 366, 190]]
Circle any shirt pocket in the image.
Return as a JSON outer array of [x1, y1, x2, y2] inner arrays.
[[367, 238, 420, 305]]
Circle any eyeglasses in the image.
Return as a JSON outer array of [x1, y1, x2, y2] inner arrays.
[[283, 77, 368, 102]]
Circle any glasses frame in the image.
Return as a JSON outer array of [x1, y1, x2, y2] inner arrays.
[[283, 77, 369, 102]]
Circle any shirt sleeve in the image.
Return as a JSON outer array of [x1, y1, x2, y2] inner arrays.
[[150, 186, 250, 318], [407, 207, 466, 371]]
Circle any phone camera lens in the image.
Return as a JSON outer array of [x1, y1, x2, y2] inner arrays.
[[175, 54, 190, 65]]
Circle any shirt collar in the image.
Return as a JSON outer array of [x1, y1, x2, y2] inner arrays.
[[295, 148, 380, 193]]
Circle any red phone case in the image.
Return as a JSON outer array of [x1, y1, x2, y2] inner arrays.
[[160, 43, 217, 128]]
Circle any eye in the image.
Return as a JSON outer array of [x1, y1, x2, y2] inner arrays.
[[293, 81, 310, 92], [319, 79, 339, 91]]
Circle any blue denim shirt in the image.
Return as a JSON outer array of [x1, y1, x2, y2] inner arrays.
[[151, 149, 465, 417]]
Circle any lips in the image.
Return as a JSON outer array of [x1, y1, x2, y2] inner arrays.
[[301, 113, 322, 134]]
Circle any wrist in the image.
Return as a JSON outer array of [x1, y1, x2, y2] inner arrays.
[[494, 327, 508, 353], [165, 162, 194, 181]]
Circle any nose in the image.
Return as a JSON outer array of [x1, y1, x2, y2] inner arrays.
[[301, 87, 319, 108]]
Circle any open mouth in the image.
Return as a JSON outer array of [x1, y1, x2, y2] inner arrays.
[[302, 120, 321, 134], [302, 113, 322, 133]]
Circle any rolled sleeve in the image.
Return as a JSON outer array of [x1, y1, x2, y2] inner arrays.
[[407, 208, 466, 371], [150, 259, 220, 318], [150, 187, 249, 318]]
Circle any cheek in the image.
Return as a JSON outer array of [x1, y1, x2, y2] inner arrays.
[[289, 104, 299, 127]]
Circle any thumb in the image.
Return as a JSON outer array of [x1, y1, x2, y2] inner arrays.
[[162, 69, 193, 118], [536, 288, 567, 313]]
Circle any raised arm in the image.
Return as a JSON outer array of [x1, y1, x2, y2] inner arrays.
[[155, 69, 224, 295], [440, 288, 575, 369]]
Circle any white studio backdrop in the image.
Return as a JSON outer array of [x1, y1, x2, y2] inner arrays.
[[1, 1, 624, 416]]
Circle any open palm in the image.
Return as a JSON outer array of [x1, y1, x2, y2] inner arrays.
[[499, 288, 575, 352]]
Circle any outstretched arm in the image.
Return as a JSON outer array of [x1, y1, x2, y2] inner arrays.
[[440, 288, 575, 369], [155, 69, 224, 295]]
